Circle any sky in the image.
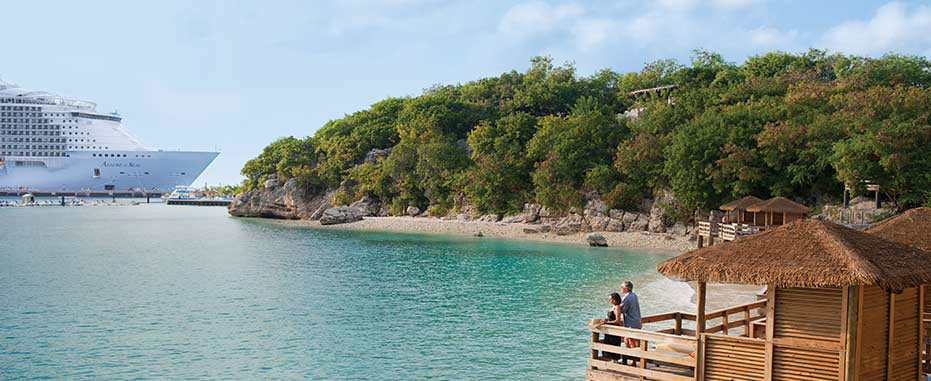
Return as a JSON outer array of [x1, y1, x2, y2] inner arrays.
[[3, 0, 931, 186]]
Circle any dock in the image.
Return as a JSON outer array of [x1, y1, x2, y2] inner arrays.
[[166, 199, 231, 206]]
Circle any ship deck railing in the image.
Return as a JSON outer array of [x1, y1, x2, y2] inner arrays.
[[588, 299, 767, 381]]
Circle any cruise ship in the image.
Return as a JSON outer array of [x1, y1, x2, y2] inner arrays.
[[0, 77, 217, 193]]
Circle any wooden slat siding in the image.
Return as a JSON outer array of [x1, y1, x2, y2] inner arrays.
[[772, 345, 840, 381], [857, 285, 890, 380], [701, 334, 765, 381], [773, 288, 843, 344], [889, 287, 919, 381]]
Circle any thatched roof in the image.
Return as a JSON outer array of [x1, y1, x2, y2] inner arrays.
[[745, 196, 811, 214], [866, 207, 931, 252], [656, 219, 931, 291], [719, 195, 764, 211]]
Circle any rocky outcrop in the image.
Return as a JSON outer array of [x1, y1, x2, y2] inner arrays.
[[647, 188, 676, 233], [477, 214, 501, 222], [319, 206, 365, 225], [349, 196, 382, 217], [586, 232, 609, 247], [229, 177, 331, 220], [363, 148, 391, 163], [406, 206, 421, 217]]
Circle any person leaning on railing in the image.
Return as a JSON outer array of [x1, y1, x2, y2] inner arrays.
[[602, 292, 624, 360], [619, 280, 642, 366]]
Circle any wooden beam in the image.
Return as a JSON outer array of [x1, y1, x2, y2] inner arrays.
[[696, 282, 707, 335], [886, 290, 896, 381], [842, 286, 859, 381], [764, 286, 776, 380], [919, 285, 926, 381]]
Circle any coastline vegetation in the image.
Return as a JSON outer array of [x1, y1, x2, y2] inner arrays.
[[240, 50, 931, 217]]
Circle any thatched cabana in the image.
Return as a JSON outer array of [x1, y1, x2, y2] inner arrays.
[[866, 207, 931, 252], [653, 219, 931, 380], [866, 207, 931, 374], [719, 195, 763, 224], [745, 196, 811, 226]]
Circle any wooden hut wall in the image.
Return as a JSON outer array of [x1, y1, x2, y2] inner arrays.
[[783, 213, 803, 224], [855, 286, 889, 379], [773, 287, 843, 343], [888, 287, 920, 381]]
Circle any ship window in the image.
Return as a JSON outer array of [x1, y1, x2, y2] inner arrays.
[[94, 168, 100, 177]]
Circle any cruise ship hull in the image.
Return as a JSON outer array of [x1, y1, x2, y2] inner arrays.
[[0, 151, 218, 193]]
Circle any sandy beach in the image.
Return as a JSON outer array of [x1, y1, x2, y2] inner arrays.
[[292, 216, 696, 252]]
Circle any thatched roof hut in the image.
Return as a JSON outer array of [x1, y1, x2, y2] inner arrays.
[[745, 196, 811, 214], [657, 219, 931, 291], [719, 195, 763, 211], [744, 196, 811, 226], [865, 207, 931, 252]]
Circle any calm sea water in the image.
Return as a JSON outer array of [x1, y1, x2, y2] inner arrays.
[[0, 203, 696, 380]]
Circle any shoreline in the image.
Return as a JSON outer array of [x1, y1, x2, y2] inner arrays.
[[285, 216, 696, 252]]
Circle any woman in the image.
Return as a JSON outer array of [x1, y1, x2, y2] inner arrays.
[[602, 292, 624, 360]]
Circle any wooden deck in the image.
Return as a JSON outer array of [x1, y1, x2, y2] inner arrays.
[[588, 300, 766, 381]]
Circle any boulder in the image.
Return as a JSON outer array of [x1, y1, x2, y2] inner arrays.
[[606, 218, 625, 232], [319, 206, 365, 225], [555, 224, 580, 236], [473, 231, 484, 237], [478, 214, 501, 222], [406, 206, 421, 217], [586, 232, 609, 247], [588, 216, 611, 231], [349, 195, 381, 217], [584, 197, 609, 218], [670, 223, 688, 236], [523, 226, 542, 234], [500, 215, 524, 223], [539, 205, 558, 218], [609, 209, 625, 220]]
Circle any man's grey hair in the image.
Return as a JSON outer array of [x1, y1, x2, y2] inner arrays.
[[621, 281, 633, 291]]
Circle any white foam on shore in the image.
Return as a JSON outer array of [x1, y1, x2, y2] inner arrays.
[[638, 277, 696, 313]]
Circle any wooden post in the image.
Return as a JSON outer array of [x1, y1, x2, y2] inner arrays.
[[782, 212, 787, 225], [696, 282, 707, 336], [721, 312, 729, 335], [744, 307, 751, 337], [841, 286, 859, 381], [854, 286, 865, 379], [697, 235, 704, 249], [675, 312, 682, 336], [886, 290, 896, 381], [764, 286, 776, 380], [591, 331, 600, 365], [919, 285, 925, 381]]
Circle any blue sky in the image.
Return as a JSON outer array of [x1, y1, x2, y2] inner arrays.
[[3, 0, 931, 186]]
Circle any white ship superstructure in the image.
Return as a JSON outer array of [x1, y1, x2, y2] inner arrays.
[[0, 77, 217, 192]]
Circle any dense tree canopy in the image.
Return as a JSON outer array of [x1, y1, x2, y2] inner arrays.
[[241, 51, 931, 216]]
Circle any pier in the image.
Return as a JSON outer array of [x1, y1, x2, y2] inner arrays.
[[166, 199, 231, 206]]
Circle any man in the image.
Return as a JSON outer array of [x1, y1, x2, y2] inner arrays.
[[620, 280, 642, 365]]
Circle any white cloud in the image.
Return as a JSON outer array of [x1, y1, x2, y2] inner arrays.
[[572, 19, 616, 52], [711, 0, 762, 9], [821, 2, 931, 55], [498, 2, 585, 36], [655, 0, 698, 12], [749, 26, 799, 48]]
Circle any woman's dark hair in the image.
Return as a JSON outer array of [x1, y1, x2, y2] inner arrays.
[[609, 292, 622, 305]]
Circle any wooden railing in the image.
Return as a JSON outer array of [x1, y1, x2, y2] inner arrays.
[[697, 221, 718, 238], [719, 223, 764, 242], [587, 299, 767, 380], [589, 325, 697, 381]]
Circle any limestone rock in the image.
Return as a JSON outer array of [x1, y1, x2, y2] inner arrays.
[[229, 178, 331, 220], [584, 197, 609, 219], [319, 206, 365, 225], [588, 216, 611, 231], [606, 218, 625, 232], [670, 223, 688, 236], [363, 147, 392, 163], [349, 195, 381, 217], [523, 226, 543, 234], [478, 214, 501, 222], [609, 209, 625, 220], [473, 231, 483, 237], [406, 206, 421, 217], [586, 232, 609, 247], [501, 215, 524, 223], [264, 176, 279, 190]]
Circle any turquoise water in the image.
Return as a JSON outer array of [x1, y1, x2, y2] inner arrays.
[[0, 204, 693, 379]]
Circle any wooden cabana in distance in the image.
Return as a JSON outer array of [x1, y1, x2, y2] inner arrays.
[[653, 220, 931, 381], [866, 207, 931, 373], [719, 195, 763, 224], [745, 196, 811, 226]]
